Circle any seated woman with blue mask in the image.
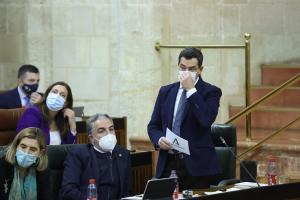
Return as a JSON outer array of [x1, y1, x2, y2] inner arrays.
[[16, 81, 77, 145], [0, 127, 50, 200]]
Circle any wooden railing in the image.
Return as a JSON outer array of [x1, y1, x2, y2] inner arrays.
[[226, 73, 300, 158]]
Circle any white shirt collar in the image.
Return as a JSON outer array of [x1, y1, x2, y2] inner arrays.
[[18, 86, 27, 99]]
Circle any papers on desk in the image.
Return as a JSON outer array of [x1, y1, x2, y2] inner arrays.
[[121, 194, 143, 200], [204, 182, 268, 195], [178, 193, 201, 199], [234, 182, 268, 189], [166, 128, 190, 155], [203, 190, 224, 195]]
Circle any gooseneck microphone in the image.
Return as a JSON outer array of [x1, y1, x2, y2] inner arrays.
[[219, 136, 261, 187]]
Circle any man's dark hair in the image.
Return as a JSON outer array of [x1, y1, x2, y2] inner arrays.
[[17, 64, 39, 79], [178, 47, 203, 67]]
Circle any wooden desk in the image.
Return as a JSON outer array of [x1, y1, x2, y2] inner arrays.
[[131, 151, 154, 195], [191, 182, 300, 199], [76, 116, 127, 148]]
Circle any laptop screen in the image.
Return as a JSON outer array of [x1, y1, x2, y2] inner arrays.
[[142, 177, 177, 200]]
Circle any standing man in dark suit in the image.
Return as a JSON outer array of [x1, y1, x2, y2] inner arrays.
[[0, 64, 42, 109], [61, 114, 132, 200], [148, 47, 222, 190]]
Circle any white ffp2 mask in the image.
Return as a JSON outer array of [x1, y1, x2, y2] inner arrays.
[[178, 71, 197, 82], [96, 133, 117, 152]]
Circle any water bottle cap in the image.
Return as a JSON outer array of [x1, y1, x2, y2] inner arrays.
[[268, 156, 277, 162], [89, 179, 96, 184]]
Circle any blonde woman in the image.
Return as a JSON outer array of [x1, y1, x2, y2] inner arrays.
[[0, 127, 50, 200]]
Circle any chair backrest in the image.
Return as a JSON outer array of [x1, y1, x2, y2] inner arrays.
[[47, 144, 84, 200], [211, 123, 237, 184], [0, 108, 25, 145]]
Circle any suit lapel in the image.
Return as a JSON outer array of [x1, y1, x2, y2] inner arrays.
[[13, 88, 22, 108], [88, 145, 100, 183], [182, 77, 205, 121], [114, 147, 125, 194], [166, 83, 180, 129]]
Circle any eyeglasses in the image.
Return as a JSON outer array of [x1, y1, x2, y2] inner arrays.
[[178, 65, 198, 72]]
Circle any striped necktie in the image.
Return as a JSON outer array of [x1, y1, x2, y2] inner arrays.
[[172, 89, 187, 136], [24, 96, 30, 107]]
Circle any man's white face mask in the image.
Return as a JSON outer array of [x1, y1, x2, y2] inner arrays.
[[94, 133, 117, 152], [178, 70, 197, 82]]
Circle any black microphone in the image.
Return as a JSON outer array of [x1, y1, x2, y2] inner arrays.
[[219, 136, 260, 187]]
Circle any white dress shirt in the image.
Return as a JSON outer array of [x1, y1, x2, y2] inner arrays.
[[172, 77, 199, 126], [17, 86, 29, 107], [49, 130, 62, 145]]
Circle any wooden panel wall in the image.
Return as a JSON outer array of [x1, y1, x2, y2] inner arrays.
[[131, 151, 154, 195]]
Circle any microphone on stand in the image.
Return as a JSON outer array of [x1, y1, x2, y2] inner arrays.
[[219, 136, 261, 187]]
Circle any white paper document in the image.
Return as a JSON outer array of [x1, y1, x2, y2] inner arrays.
[[166, 128, 190, 155]]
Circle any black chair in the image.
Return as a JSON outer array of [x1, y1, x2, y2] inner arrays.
[[211, 123, 240, 187], [47, 144, 85, 200]]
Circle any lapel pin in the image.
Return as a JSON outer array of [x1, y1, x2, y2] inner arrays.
[[118, 153, 122, 157]]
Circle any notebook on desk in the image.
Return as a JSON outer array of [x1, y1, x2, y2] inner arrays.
[[122, 177, 177, 200]]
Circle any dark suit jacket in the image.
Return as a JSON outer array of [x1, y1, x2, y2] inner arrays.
[[0, 157, 50, 200], [148, 77, 222, 178], [0, 88, 22, 109], [60, 144, 132, 200]]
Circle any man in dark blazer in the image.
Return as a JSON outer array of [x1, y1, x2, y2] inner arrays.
[[148, 48, 222, 191], [0, 64, 42, 109], [61, 114, 132, 200]]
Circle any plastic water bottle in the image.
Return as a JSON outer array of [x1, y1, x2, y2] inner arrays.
[[267, 157, 278, 185], [169, 170, 179, 200], [87, 179, 97, 200]]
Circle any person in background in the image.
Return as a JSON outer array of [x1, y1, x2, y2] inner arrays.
[[0, 127, 50, 200], [148, 47, 222, 190], [16, 81, 77, 145], [61, 114, 132, 200], [0, 64, 42, 109]]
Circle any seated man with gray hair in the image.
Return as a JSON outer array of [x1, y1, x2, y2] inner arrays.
[[61, 114, 132, 200]]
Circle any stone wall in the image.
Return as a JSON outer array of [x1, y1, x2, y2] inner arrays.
[[1, 0, 300, 144]]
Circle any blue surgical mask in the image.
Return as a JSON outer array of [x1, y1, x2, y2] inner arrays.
[[16, 149, 38, 168], [46, 92, 65, 111], [22, 83, 39, 96]]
